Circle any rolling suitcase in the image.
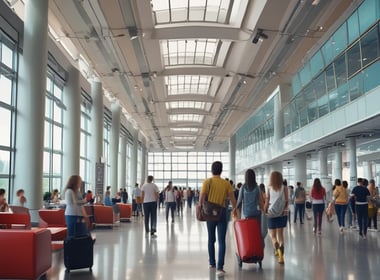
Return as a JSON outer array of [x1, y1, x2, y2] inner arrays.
[[234, 218, 264, 269], [64, 234, 94, 272]]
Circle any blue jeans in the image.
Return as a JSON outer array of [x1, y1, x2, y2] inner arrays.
[[312, 203, 325, 232], [65, 215, 88, 237], [334, 204, 348, 227], [206, 207, 228, 271], [143, 201, 157, 234], [166, 202, 176, 221], [356, 204, 369, 235], [294, 203, 305, 223]]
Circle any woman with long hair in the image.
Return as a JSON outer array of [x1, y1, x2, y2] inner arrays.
[[64, 175, 87, 237], [236, 169, 264, 218], [311, 178, 326, 235], [333, 179, 348, 233], [264, 171, 288, 264]]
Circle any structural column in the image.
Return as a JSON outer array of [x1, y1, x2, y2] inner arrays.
[[319, 148, 330, 193], [90, 80, 104, 188], [110, 102, 121, 194], [271, 162, 283, 173], [62, 66, 81, 183], [273, 90, 284, 141], [347, 137, 357, 189], [118, 136, 127, 191], [229, 135, 236, 183], [131, 129, 138, 186], [294, 153, 307, 188], [13, 0, 49, 221], [140, 140, 147, 186], [363, 161, 373, 180], [333, 150, 343, 181]]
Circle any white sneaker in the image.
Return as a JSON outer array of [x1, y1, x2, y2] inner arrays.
[[216, 270, 226, 277]]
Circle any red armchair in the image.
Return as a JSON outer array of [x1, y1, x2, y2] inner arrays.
[[38, 209, 67, 241], [93, 205, 115, 227], [0, 228, 52, 279], [0, 212, 31, 229], [117, 203, 132, 221]]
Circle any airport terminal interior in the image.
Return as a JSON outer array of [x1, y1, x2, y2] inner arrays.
[[0, 0, 380, 279]]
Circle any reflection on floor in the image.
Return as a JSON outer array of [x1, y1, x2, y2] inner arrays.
[[46, 206, 380, 280]]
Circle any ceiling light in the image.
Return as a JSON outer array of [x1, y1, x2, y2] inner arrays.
[[252, 29, 268, 44]]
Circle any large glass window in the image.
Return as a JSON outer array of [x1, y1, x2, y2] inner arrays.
[[43, 72, 64, 195], [148, 152, 229, 190], [80, 92, 92, 190], [361, 27, 379, 67], [0, 33, 16, 197], [347, 41, 361, 77]]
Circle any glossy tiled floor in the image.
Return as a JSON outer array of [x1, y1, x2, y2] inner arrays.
[[47, 206, 380, 280]]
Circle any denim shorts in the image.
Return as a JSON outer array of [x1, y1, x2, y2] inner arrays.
[[267, 215, 287, 229]]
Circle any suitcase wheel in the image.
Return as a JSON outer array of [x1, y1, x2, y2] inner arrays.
[[66, 269, 70, 273], [259, 261, 262, 269], [89, 267, 92, 272]]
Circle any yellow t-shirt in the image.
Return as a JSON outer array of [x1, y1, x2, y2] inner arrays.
[[333, 186, 348, 204], [201, 177, 233, 207]]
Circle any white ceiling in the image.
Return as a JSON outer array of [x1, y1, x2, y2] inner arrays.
[[44, 0, 356, 152]]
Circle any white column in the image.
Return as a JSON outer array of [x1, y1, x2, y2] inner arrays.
[[118, 136, 127, 189], [131, 129, 138, 186], [294, 153, 307, 188], [333, 150, 342, 181], [110, 102, 121, 194], [273, 91, 284, 141], [347, 137, 357, 189], [271, 162, 283, 173], [62, 66, 81, 182], [319, 148, 328, 177], [229, 135, 236, 183], [90, 80, 104, 189], [363, 161, 373, 180], [319, 148, 331, 193], [140, 142, 147, 186], [14, 0, 48, 221]]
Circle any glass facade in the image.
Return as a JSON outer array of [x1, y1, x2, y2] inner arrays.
[[284, 0, 380, 135], [80, 91, 92, 190], [147, 151, 229, 190], [43, 72, 64, 195], [0, 30, 16, 199], [235, 96, 275, 170]]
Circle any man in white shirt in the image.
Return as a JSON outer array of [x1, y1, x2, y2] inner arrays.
[[142, 175, 159, 237]]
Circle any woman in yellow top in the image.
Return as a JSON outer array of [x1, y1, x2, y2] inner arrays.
[[367, 179, 378, 230], [333, 179, 349, 233], [198, 161, 237, 278]]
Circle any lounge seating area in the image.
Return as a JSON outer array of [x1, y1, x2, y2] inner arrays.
[[0, 228, 52, 279]]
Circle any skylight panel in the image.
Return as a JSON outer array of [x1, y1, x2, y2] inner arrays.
[[151, 0, 233, 24], [166, 101, 211, 111], [169, 114, 204, 123], [166, 75, 212, 95], [171, 128, 199, 133], [160, 39, 219, 66], [173, 136, 197, 141]]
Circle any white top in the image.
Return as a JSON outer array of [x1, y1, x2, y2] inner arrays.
[[268, 185, 284, 206], [142, 183, 159, 203], [133, 187, 141, 199], [64, 189, 84, 216], [165, 190, 176, 203]]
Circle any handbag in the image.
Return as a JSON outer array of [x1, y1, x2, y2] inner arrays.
[[267, 186, 286, 217], [196, 179, 223, 222]]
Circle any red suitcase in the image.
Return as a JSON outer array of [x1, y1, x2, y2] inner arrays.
[[234, 218, 264, 268]]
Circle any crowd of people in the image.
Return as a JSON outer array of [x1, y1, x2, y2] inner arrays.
[[0, 163, 378, 278]]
